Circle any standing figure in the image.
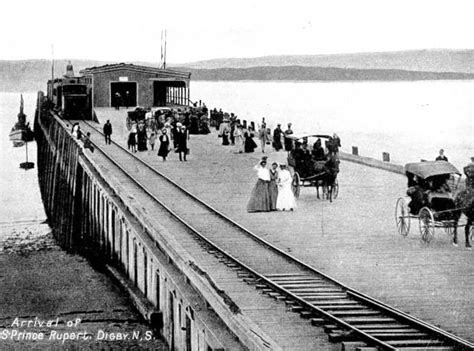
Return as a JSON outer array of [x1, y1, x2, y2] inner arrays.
[[333, 133, 341, 152], [175, 125, 189, 161], [276, 164, 296, 211], [233, 124, 244, 153], [268, 162, 279, 211], [103, 120, 112, 144], [149, 132, 157, 151], [464, 157, 474, 188], [219, 119, 230, 145], [71, 123, 81, 139], [244, 129, 257, 153], [284, 123, 294, 151], [258, 123, 269, 153], [230, 121, 236, 145], [114, 92, 121, 110], [273, 124, 283, 151], [136, 123, 148, 151], [247, 160, 271, 212], [435, 149, 448, 161], [127, 132, 136, 152], [125, 91, 130, 108], [216, 109, 224, 131], [157, 129, 170, 161]]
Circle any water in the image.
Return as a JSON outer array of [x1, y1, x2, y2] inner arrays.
[[0, 92, 46, 225], [192, 80, 473, 169], [0, 81, 472, 226]]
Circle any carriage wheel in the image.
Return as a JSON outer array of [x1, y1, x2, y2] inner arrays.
[[332, 181, 339, 200], [126, 116, 132, 131], [419, 207, 435, 243], [395, 197, 410, 237], [292, 173, 301, 199]]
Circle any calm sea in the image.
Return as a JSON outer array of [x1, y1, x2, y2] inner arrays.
[[0, 81, 473, 223], [192, 80, 473, 168], [0, 92, 45, 225]]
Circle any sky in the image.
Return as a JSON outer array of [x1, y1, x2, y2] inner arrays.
[[1, 0, 473, 64]]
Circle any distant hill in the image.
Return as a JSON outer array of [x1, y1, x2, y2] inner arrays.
[[0, 59, 116, 92], [179, 66, 474, 81], [1, 49, 474, 92], [176, 49, 474, 73]]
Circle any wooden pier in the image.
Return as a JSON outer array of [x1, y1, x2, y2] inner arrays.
[[33, 99, 474, 350]]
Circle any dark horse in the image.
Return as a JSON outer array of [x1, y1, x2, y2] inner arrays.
[[315, 153, 339, 202], [452, 187, 473, 248]]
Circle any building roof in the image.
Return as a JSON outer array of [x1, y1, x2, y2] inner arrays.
[[79, 63, 191, 80]]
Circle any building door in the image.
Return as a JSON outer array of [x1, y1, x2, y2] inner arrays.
[[153, 81, 167, 106], [110, 82, 137, 107]]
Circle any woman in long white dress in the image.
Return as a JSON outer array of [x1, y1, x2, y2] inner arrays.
[[233, 124, 244, 153], [276, 164, 296, 211]]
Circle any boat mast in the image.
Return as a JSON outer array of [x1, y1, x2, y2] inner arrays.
[[19, 94, 24, 116]]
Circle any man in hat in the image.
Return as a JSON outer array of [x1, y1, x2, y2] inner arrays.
[[284, 123, 294, 152], [175, 123, 189, 161], [273, 124, 283, 151], [435, 149, 448, 161], [103, 120, 112, 144], [464, 157, 474, 189]]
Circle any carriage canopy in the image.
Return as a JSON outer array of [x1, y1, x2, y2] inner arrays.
[[405, 161, 461, 179], [288, 133, 332, 141]]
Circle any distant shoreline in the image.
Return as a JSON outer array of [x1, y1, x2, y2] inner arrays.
[[3, 77, 474, 94], [2, 52, 474, 92]]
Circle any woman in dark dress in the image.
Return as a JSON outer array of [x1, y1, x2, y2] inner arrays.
[[284, 123, 294, 151], [127, 132, 136, 152], [273, 124, 283, 151], [136, 123, 148, 151], [219, 119, 230, 145], [244, 129, 257, 153], [157, 129, 170, 161], [175, 125, 189, 161], [268, 162, 279, 210]]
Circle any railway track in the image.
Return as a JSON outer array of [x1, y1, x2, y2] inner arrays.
[[78, 120, 474, 351]]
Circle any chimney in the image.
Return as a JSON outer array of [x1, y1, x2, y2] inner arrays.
[[65, 61, 75, 77]]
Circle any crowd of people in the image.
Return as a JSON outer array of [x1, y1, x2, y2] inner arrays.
[[213, 112, 300, 155], [96, 104, 201, 162], [123, 119, 190, 162], [247, 157, 297, 212]]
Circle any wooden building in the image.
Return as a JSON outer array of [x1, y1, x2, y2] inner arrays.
[[80, 63, 191, 108]]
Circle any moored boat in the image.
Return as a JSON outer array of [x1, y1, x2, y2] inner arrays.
[[9, 94, 34, 144]]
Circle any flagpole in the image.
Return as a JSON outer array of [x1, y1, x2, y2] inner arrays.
[[163, 30, 167, 70], [51, 44, 55, 82]]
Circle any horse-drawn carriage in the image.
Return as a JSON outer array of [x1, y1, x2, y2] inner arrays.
[[126, 107, 173, 132], [287, 133, 340, 202], [395, 161, 473, 245]]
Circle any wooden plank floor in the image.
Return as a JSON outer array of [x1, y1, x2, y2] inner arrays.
[[91, 108, 474, 342]]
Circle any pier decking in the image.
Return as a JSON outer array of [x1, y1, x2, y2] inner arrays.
[[31, 98, 474, 351], [91, 107, 474, 343]]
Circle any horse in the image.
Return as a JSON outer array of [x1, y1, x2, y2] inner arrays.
[[315, 153, 340, 202], [452, 187, 474, 249]]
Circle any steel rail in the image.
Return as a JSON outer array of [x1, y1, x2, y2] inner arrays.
[[77, 119, 474, 350]]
